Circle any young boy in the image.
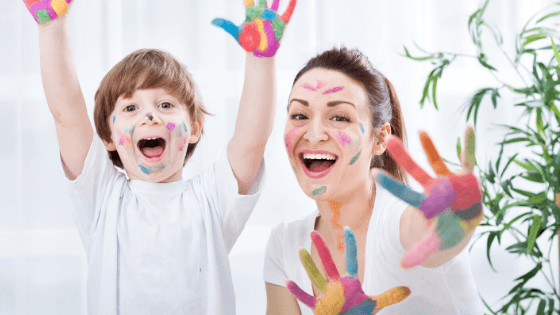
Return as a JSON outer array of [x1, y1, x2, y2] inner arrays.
[[24, 0, 296, 313]]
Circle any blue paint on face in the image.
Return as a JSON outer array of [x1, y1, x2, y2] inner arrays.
[[359, 123, 365, 134], [113, 116, 116, 125], [140, 165, 151, 175], [178, 126, 183, 138], [182, 122, 188, 133], [129, 126, 135, 135]]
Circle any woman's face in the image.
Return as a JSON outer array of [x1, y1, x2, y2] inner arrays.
[[285, 68, 380, 200]]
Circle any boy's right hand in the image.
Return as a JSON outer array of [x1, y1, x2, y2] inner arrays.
[[23, 0, 73, 25]]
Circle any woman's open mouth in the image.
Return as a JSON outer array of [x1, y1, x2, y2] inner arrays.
[[137, 137, 167, 162], [299, 151, 338, 179]]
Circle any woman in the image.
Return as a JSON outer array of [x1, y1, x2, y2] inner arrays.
[[264, 47, 484, 314]]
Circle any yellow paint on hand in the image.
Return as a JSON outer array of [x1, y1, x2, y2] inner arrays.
[[314, 282, 345, 315], [254, 19, 268, 52], [373, 286, 411, 310], [459, 212, 483, 232], [51, 0, 68, 16], [245, 0, 254, 7]]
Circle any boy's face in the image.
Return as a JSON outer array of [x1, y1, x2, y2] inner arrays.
[[105, 88, 201, 182]]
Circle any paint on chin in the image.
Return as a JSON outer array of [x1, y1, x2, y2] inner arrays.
[[138, 161, 170, 176], [328, 200, 345, 251], [312, 186, 327, 196], [285, 126, 302, 158], [167, 122, 176, 131], [333, 131, 351, 148]]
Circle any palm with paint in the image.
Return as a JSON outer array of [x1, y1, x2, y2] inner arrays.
[[376, 125, 483, 269], [211, 0, 297, 58], [23, 0, 73, 25], [287, 228, 411, 315]]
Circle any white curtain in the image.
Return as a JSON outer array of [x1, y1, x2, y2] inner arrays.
[[1, 0, 557, 314]]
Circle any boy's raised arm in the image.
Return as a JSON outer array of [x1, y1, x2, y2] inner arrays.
[[26, 1, 93, 180], [212, 0, 297, 194]]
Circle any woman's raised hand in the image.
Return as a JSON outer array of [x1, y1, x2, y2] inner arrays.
[[211, 0, 297, 58], [376, 125, 483, 269], [23, 0, 73, 25], [286, 228, 410, 314]]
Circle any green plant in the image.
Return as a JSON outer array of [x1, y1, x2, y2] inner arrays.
[[404, 1, 560, 314]]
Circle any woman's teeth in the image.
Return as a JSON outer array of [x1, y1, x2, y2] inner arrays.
[[302, 153, 337, 160]]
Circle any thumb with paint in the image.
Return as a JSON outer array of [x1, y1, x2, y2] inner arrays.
[[23, 0, 74, 25]]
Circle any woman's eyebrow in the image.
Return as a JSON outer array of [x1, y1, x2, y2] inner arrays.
[[327, 101, 356, 108]]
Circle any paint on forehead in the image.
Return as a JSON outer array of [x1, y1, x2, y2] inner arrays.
[[359, 123, 365, 134], [312, 186, 327, 196], [333, 131, 351, 148], [302, 79, 325, 91], [113, 116, 116, 125], [322, 86, 344, 95], [167, 122, 176, 131], [349, 150, 361, 165], [182, 122, 188, 133], [285, 126, 302, 157]]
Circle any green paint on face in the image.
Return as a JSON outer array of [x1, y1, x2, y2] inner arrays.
[[291, 165, 296, 173], [36, 10, 51, 24], [436, 211, 466, 250], [312, 186, 327, 196], [349, 150, 362, 165]]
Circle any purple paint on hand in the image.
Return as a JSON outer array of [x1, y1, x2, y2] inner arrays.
[[167, 122, 176, 131], [287, 281, 317, 308], [419, 179, 456, 219], [322, 86, 344, 95], [340, 277, 369, 313], [253, 20, 280, 57]]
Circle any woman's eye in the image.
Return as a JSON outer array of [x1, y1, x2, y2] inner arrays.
[[331, 115, 350, 122], [290, 113, 308, 120], [159, 102, 173, 109], [124, 105, 137, 112]]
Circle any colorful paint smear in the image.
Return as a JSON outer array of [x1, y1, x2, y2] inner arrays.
[[349, 150, 361, 165], [359, 123, 365, 134], [285, 126, 301, 157], [312, 186, 327, 196], [322, 86, 344, 95], [334, 131, 351, 148], [167, 122, 176, 131], [302, 80, 325, 91], [182, 122, 188, 133], [129, 126, 135, 135], [329, 200, 345, 251], [112, 116, 116, 125]]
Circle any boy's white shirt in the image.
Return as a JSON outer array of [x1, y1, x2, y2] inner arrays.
[[62, 134, 265, 315], [264, 185, 484, 315]]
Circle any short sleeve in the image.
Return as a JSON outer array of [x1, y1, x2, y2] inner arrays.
[[61, 133, 120, 234], [379, 186, 410, 257], [207, 148, 266, 251], [263, 225, 288, 287]]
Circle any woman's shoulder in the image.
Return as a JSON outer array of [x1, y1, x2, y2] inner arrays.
[[269, 209, 318, 248]]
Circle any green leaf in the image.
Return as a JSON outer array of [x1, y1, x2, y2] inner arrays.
[[403, 46, 438, 61], [527, 192, 547, 203], [551, 38, 560, 65], [456, 137, 462, 161], [486, 232, 497, 271], [536, 108, 544, 134], [536, 11, 560, 23], [513, 159, 536, 170], [537, 299, 546, 315], [527, 215, 542, 254], [500, 153, 519, 177], [478, 53, 497, 71]]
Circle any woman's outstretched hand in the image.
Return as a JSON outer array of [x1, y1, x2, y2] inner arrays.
[[286, 228, 411, 314], [376, 125, 483, 269], [211, 0, 297, 58], [23, 0, 73, 25]]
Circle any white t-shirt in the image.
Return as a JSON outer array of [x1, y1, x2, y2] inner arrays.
[[264, 185, 483, 315], [62, 134, 265, 315]]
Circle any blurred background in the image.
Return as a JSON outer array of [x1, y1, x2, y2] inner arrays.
[[1, 0, 558, 314]]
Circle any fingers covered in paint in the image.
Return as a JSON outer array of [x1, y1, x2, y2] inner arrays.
[[419, 131, 451, 177], [300, 249, 328, 293], [23, 0, 73, 25], [211, 0, 297, 57], [286, 280, 318, 309], [370, 286, 412, 311], [311, 231, 341, 281], [344, 228, 358, 279], [386, 136, 434, 187], [375, 171, 425, 208]]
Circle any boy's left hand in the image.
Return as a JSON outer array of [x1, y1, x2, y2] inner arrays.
[[211, 0, 297, 58], [375, 125, 483, 269]]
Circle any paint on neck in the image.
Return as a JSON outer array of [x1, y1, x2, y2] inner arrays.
[[322, 86, 344, 95], [328, 200, 345, 251]]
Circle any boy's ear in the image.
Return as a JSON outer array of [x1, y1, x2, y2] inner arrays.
[[102, 139, 117, 151], [371, 122, 391, 156], [188, 115, 204, 144]]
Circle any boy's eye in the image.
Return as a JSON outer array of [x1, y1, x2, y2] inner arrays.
[[124, 105, 137, 112], [290, 113, 307, 120], [159, 102, 173, 109], [331, 115, 350, 122]]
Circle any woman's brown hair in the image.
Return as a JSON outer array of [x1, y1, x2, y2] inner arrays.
[[94, 49, 211, 168], [292, 47, 408, 183]]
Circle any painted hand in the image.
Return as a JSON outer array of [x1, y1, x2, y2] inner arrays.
[[211, 0, 297, 58], [287, 228, 411, 315], [23, 0, 73, 25], [376, 125, 483, 269]]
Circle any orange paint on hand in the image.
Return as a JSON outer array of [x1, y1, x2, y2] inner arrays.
[[329, 200, 345, 251], [373, 286, 411, 310]]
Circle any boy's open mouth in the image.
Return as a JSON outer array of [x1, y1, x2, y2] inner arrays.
[[137, 137, 167, 161], [300, 152, 338, 179]]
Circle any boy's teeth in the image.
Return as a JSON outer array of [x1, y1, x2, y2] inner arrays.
[[303, 153, 337, 160]]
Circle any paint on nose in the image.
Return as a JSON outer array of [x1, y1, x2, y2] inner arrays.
[[147, 113, 154, 121]]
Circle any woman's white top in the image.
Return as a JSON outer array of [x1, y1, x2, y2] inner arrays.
[[264, 185, 483, 314]]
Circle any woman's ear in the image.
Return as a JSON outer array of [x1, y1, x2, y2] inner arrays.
[[188, 115, 204, 144], [371, 122, 391, 155]]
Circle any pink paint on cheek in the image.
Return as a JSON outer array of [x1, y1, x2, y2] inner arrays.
[[322, 86, 345, 95], [285, 127, 302, 157], [178, 145, 184, 151], [301, 80, 325, 91], [334, 131, 352, 148], [167, 122, 176, 131], [119, 138, 124, 145]]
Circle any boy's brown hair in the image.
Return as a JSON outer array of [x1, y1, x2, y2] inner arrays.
[[94, 49, 210, 169]]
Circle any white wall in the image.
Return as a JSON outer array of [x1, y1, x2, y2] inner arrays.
[[1, 0, 558, 314]]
